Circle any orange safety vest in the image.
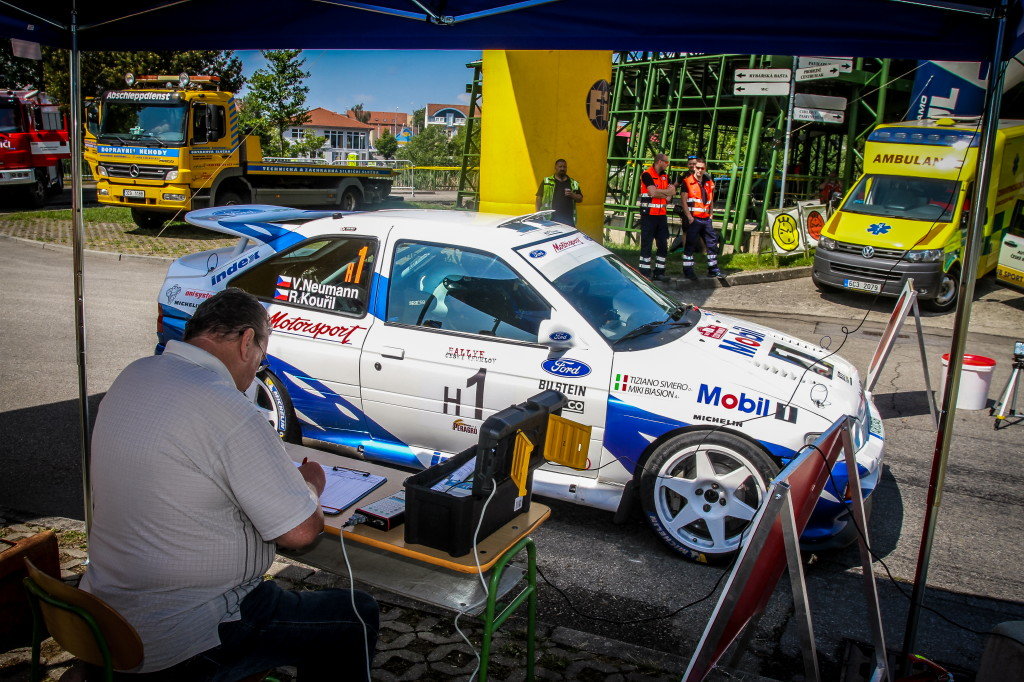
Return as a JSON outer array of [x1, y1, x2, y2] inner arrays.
[[638, 166, 669, 216], [683, 173, 714, 219]]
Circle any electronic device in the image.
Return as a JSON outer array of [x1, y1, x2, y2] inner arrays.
[[355, 491, 406, 531], [992, 340, 1024, 428], [1014, 340, 1024, 359]]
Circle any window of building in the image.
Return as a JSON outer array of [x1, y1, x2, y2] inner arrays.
[[290, 128, 303, 139]]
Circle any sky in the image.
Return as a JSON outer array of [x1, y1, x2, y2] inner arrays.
[[237, 50, 482, 116]]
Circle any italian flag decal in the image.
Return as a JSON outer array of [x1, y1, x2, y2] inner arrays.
[[615, 374, 629, 391]]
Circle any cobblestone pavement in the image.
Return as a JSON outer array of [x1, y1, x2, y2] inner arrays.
[[0, 513, 769, 682]]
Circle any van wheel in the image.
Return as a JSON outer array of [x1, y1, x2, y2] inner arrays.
[[255, 369, 300, 442], [923, 266, 959, 313], [217, 190, 248, 206], [130, 209, 168, 231], [340, 187, 361, 211], [640, 430, 777, 563], [24, 178, 46, 208]]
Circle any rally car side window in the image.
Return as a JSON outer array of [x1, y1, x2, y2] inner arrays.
[[387, 241, 551, 342], [230, 237, 376, 316]]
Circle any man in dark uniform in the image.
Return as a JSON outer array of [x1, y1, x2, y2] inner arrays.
[[637, 153, 675, 280], [536, 158, 583, 226], [679, 157, 721, 278]]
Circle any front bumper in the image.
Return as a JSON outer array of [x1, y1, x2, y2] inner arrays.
[[0, 169, 35, 187], [814, 248, 944, 299], [96, 180, 191, 213], [800, 397, 886, 550]]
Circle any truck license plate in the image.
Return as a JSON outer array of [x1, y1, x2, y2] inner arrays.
[[843, 279, 881, 293], [123, 189, 145, 198]]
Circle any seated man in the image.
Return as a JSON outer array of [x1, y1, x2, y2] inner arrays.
[[81, 288, 378, 680]]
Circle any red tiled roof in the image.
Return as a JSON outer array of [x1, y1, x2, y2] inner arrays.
[[426, 103, 471, 118], [302, 107, 374, 129], [349, 110, 410, 126]]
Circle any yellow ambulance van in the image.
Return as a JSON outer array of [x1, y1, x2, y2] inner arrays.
[[813, 118, 1024, 311]]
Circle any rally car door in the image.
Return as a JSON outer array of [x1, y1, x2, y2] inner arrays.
[[359, 239, 609, 470], [229, 235, 378, 435]]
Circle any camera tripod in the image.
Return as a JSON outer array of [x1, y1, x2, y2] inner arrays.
[[991, 354, 1024, 429]]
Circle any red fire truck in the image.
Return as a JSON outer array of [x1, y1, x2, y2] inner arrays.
[[0, 90, 70, 207]]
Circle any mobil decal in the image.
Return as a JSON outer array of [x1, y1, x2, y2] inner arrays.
[[718, 325, 767, 357], [697, 384, 771, 417]]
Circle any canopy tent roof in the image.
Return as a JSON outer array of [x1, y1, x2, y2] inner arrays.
[[0, 0, 1018, 61]]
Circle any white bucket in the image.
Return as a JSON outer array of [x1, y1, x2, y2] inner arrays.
[[939, 353, 997, 410]]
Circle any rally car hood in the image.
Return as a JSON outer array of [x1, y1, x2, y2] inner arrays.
[[610, 308, 864, 429]]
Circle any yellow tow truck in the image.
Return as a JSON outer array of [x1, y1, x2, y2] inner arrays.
[[84, 74, 398, 230]]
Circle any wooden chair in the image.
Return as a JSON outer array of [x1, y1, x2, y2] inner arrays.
[[22, 557, 143, 682]]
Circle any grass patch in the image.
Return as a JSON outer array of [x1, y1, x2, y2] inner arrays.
[[55, 529, 88, 549], [0, 206, 136, 225]]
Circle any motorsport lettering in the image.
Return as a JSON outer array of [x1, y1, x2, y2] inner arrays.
[[269, 311, 365, 343]]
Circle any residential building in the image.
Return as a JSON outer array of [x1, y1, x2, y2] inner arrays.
[[289, 107, 374, 162], [347, 109, 411, 145], [424, 103, 472, 137]]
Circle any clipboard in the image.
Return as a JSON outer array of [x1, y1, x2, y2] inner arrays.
[[297, 463, 387, 514]]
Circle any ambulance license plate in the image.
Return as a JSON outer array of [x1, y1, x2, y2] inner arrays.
[[843, 279, 881, 293], [123, 189, 145, 198]]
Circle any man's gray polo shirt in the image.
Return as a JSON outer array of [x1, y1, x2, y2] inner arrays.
[[80, 340, 317, 672]]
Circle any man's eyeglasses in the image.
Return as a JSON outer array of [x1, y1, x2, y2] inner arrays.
[[254, 337, 269, 374]]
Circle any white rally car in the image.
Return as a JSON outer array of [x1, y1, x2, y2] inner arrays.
[[157, 206, 885, 562]]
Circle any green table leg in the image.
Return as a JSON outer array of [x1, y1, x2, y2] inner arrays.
[[479, 536, 537, 682]]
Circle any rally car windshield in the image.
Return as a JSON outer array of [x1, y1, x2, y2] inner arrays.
[[552, 255, 696, 345], [841, 174, 960, 222], [100, 103, 187, 145]]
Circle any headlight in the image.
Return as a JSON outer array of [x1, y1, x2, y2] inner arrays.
[[96, 165, 108, 177], [819, 236, 837, 251], [903, 249, 943, 263], [162, 193, 186, 202], [98, 188, 109, 196], [165, 169, 179, 181]]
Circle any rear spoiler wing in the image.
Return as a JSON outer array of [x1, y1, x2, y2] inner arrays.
[[185, 204, 348, 245]]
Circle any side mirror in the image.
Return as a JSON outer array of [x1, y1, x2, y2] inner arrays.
[[538, 318, 576, 350]]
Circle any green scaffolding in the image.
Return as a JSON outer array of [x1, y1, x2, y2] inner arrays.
[[604, 53, 911, 250], [456, 59, 483, 210]]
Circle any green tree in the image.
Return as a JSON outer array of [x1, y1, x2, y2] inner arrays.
[[237, 50, 311, 158], [411, 107, 425, 132], [403, 125, 457, 166], [41, 50, 245, 108], [288, 133, 327, 159], [349, 103, 370, 123], [375, 131, 398, 159], [0, 42, 43, 90]]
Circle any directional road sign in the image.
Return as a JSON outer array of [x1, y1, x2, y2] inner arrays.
[[795, 65, 845, 81], [794, 93, 847, 111], [793, 107, 845, 124], [734, 68, 792, 82], [796, 57, 853, 72], [733, 81, 791, 96]]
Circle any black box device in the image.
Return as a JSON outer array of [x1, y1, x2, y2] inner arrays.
[[403, 390, 567, 556]]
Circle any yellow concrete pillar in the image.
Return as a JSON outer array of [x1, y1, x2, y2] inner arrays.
[[479, 50, 612, 240]]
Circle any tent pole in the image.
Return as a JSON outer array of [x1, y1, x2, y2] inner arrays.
[[900, 1, 1008, 670], [69, 5, 92, 538]]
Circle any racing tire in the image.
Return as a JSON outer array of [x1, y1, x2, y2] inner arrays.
[[922, 266, 959, 313], [640, 430, 778, 563], [24, 178, 46, 208], [130, 209, 168, 231], [254, 369, 301, 443], [340, 187, 361, 212]]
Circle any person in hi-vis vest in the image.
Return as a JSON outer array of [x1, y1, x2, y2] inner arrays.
[[637, 153, 675, 280], [677, 157, 721, 278], [535, 158, 583, 226]]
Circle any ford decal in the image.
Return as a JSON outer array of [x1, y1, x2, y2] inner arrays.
[[542, 358, 591, 377]]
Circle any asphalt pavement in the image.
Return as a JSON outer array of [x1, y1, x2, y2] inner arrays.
[[2, 235, 1023, 679]]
